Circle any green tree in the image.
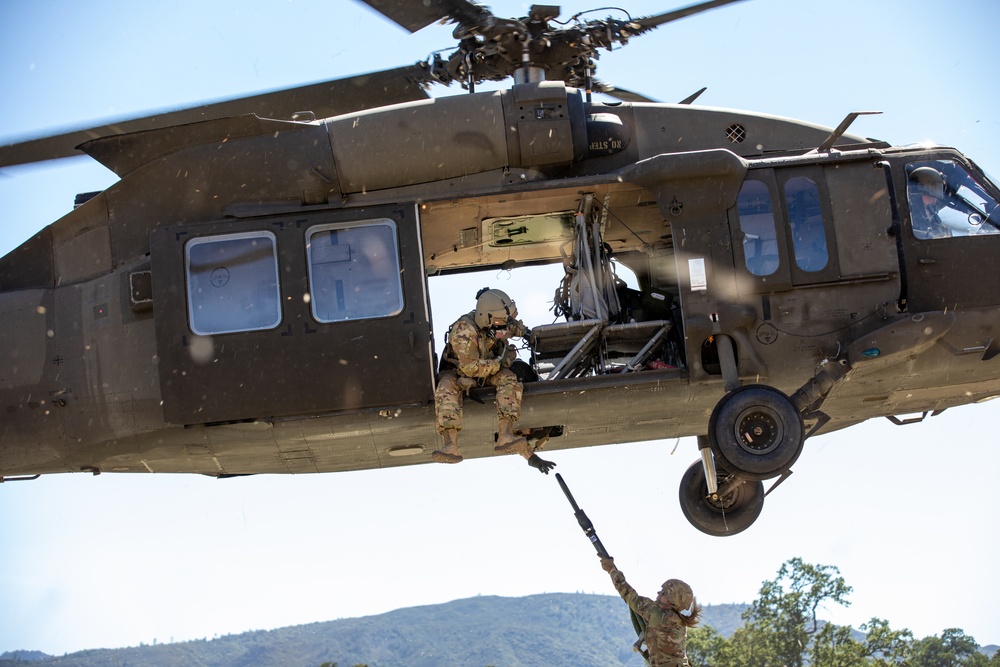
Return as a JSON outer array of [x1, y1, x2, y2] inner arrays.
[[711, 622, 781, 667], [860, 617, 914, 667], [812, 621, 868, 667], [687, 625, 727, 667], [647, 558, 990, 667], [685, 558, 919, 667], [807, 614, 916, 667], [910, 628, 989, 666], [742, 557, 853, 667]]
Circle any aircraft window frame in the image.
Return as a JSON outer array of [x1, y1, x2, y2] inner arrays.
[[736, 179, 780, 277], [185, 230, 282, 336], [905, 158, 1000, 240], [306, 219, 404, 323], [784, 176, 829, 273]]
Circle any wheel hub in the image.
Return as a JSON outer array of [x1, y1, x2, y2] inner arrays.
[[735, 408, 782, 455], [705, 479, 743, 510]]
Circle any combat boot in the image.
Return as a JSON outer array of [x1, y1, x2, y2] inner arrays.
[[431, 428, 463, 463], [494, 417, 532, 459]]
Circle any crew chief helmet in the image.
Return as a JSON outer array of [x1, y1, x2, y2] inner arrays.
[[474, 288, 518, 329]]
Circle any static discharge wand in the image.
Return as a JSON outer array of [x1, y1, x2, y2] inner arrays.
[[555, 472, 611, 559]]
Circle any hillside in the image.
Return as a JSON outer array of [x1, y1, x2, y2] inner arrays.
[[0, 593, 747, 667]]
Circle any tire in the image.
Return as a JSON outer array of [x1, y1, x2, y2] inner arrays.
[[678, 460, 764, 537], [709, 385, 804, 482]]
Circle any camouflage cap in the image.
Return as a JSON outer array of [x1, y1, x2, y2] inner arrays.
[[660, 579, 696, 617]]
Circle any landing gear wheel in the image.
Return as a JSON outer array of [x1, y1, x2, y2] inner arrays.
[[709, 385, 804, 482], [679, 460, 764, 536]]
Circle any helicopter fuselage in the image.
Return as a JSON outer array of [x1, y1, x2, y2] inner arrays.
[[2, 83, 999, 532]]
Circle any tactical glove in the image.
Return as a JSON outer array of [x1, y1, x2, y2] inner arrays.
[[527, 454, 556, 474], [600, 556, 616, 573]]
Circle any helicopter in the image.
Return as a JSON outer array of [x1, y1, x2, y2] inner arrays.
[[1, 0, 999, 537]]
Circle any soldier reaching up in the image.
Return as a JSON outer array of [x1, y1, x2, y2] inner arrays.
[[600, 556, 701, 666]]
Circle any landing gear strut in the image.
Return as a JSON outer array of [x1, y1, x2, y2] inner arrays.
[[679, 339, 848, 534], [678, 385, 801, 535]]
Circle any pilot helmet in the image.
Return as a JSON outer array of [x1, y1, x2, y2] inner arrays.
[[474, 288, 518, 329], [659, 579, 696, 617], [910, 166, 945, 199]]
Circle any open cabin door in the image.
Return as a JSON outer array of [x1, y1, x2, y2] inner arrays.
[[150, 204, 434, 425]]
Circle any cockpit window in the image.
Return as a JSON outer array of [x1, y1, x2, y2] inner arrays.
[[307, 220, 403, 322], [737, 179, 779, 276], [784, 176, 828, 272], [906, 159, 1000, 240], [186, 231, 282, 335]]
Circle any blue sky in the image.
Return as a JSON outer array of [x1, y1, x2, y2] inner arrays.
[[1, 0, 999, 656]]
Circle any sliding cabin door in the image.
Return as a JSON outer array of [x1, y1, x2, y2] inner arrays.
[[150, 205, 434, 425]]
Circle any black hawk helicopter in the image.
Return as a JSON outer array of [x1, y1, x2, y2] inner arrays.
[[2, 0, 999, 536]]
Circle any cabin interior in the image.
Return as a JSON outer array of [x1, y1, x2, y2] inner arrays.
[[417, 180, 689, 380]]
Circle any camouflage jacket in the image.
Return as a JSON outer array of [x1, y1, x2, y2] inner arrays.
[[610, 569, 688, 667], [442, 312, 526, 379]]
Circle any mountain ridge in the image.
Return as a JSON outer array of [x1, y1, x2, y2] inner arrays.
[[0, 593, 743, 667], [2, 593, 994, 667]]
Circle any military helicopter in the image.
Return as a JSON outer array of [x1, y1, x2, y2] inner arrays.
[[2, 0, 999, 537]]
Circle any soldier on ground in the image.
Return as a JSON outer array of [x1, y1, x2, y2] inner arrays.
[[432, 287, 556, 474], [600, 556, 701, 666]]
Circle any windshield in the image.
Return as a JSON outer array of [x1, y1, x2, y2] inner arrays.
[[969, 155, 1000, 193], [905, 159, 1000, 239]]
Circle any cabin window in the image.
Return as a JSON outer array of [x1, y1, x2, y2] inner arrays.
[[736, 179, 779, 276], [307, 220, 404, 322], [906, 159, 1000, 240], [784, 176, 828, 272], [185, 231, 282, 335]]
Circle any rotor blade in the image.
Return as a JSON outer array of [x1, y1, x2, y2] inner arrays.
[[632, 0, 749, 33], [592, 80, 659, 104], [678, 87, 708, 104], [358, 0, 491, 33], [0, 66, 430, 169]]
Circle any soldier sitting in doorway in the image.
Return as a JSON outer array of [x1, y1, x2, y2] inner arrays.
[[432, 287, 556, 474]]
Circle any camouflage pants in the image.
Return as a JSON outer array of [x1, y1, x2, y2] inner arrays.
[[434, 368, 523, 433]]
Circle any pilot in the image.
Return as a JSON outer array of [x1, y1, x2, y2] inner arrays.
[[908, 166, 952, 239], [600, 556, 701, 667], [432, 287, 556, 474]]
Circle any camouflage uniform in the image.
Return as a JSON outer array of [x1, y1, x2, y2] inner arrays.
[[435, 312, 527, 432], [432, 289, 554, 473], [607, 566, 691, 667]]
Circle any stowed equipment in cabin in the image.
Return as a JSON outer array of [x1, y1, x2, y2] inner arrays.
[[529, 194, 684, 381]]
